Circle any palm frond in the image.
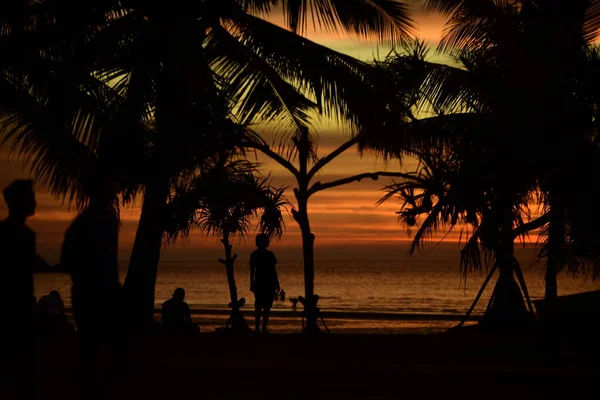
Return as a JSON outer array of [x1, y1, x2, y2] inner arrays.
[[279, 0, 414, 46]]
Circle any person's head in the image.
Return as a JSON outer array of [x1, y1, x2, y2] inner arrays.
[[49, 290, 61, 298], [83, 173, 119, 210], [3, 180, 36, 219], [173, 288, 185, 301], [255, 233, 270, 249]]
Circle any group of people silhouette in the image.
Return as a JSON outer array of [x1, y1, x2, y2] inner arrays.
[[0, 178, 284, 398], [0, 179, 283, 338], [0, 179, 122, 339]]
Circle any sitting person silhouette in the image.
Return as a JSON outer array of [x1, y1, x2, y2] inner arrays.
[[38, 290, 65, 316], [250, 233, 280, 334], [161, 288, 199, 333], [37, 290, 73, 335]]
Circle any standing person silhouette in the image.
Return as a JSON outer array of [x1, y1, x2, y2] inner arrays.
[[250, 234, 280, 334], [59, 176, 122, 399], [0, 179, 54, 398]]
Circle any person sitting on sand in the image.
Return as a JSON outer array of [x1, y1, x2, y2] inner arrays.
[[37, 290, 73, 335], [250, 233, 280, 334], [38, 290, 65, 316], [161, 288, 199, 333]]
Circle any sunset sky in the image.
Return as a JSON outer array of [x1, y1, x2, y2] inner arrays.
[[0, 4, 538, 264]]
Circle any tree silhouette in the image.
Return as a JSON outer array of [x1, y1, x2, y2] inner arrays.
[[0, 1, 143, 216], [373, 0, 600, 324], [2, 1, 397, 324], [89, 0, 417, 325], [165, 152, 287, 331], [238, 5, 420, 334]]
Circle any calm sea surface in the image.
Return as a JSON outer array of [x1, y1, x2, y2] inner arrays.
[[35, 259, 599, 316]]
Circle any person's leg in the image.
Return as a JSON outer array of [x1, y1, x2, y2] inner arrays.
[[262, 306, 271, 332], [254, 306, 261, 332]]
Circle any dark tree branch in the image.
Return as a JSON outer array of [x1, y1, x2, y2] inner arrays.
[[307, 135, 361, 179], [308, 171, 423, 196], [512, 212, 550, 238], [245, 142, 300, 179]]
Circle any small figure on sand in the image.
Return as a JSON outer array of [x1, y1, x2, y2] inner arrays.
[[250, 233, 280, 334], [161, 288, 199, 333], [37, 290, 73, 335]]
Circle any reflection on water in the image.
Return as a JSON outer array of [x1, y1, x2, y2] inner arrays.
[[34, 259, 599, 318]]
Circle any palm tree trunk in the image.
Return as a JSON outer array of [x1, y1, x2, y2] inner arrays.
[[294, 191, 319, 333], [293, 128, 320, 333], [220, 231, 248, 331], [484, 203, 529, 325], [123, 179, 170, 328], [222, 231, 238, 305]]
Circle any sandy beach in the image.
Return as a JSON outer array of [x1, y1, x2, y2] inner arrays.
[[1, 326, 596, 400], [185, 309, 480, 334]]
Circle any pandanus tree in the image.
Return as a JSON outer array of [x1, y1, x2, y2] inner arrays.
[[378, 148, 540, 323], [370, 0, 600, 324], [165, 152, 287, 331], [419, 0, 600, 303]]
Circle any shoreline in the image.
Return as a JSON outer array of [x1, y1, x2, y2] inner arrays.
[[60, 306, 482, 321], [186, 308, 483, 321]]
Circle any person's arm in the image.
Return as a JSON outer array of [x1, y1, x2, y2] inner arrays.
[[273, 253, 280, 292], [184, 303, 192, 324], [249, 253, 256, 292], [32, 229, 59, 272], [35, 254, 63, 273]]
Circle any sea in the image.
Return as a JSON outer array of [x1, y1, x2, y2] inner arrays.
[[34, 258, 600, 334]]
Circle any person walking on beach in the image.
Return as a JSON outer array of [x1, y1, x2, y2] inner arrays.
[[59, 176, 123, 399], [0, 179, 55, 398], [60, 185, 121, 335], [250, 233, 280, 333]]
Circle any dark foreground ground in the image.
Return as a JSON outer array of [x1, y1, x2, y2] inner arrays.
[[3, 326, 600, 400]]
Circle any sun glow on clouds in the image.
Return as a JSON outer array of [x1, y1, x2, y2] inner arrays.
[[0, 6, 500, 263], [264, 3, 449, 63]]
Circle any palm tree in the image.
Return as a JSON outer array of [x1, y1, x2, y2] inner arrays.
[[165, 152, 287, 331], [0, 1, 142, 210], [90, 0, 418, 326]]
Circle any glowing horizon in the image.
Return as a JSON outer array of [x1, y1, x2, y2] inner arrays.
[[0, 6, 542, 264]]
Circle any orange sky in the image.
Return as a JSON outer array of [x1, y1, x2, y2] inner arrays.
[[0, 4, 539, 263]]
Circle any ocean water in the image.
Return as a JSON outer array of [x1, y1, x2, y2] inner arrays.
[[35, 259, 599, 316]]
